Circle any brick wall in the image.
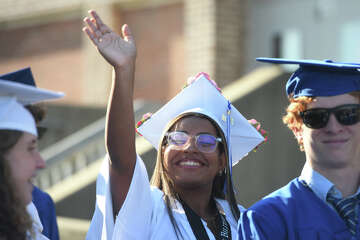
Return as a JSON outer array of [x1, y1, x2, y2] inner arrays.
[[0, 18, 84, 105], [0, 0, 247, 104], [184, 0, 246, 87], [114, 2, 185, 101], [184, 0, 216, 78], [0, 2, 185, 105], [215, 0, 247, 86]]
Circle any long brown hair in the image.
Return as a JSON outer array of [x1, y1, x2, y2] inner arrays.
[[0, 104, 45, 239], [150, 112, 240, 238], [0, 130, 33, 240]]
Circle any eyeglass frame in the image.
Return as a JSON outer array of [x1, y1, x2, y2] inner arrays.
[[164, 131, 223, 153], [299, 104, 360, 129]]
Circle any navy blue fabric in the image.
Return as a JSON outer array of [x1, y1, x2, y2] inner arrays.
[[256, 58, 360, 98], [32, 186, 59, 240], [327, 193, 360, 235], [238, 178, 360, 240], [0, 67, 36, 86]]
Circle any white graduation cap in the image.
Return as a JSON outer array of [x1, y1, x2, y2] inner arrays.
[[137, 72, 265, 166], [0, 68, 64, 136]]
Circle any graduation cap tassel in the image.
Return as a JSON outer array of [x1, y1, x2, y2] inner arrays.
[[226, 100, 232, 177], [223, 100, 233, 195]]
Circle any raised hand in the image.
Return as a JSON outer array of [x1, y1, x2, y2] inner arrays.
[[83, 10, 136, 68]]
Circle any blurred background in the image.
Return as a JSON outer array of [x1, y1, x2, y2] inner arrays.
[[1, 0, 360, 238]]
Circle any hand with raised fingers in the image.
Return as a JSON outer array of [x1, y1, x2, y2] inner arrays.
[[83, 10, 136, 68]]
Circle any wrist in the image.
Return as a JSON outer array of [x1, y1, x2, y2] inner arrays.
[[112, 62, 135, 90], [113, 60, 136, 73]]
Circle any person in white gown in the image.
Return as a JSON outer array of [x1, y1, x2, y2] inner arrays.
[[0, 68, 63, 240], [83, 10, 266, 240]]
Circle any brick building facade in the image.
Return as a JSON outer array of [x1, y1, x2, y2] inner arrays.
[[0, 0, 247, 105]]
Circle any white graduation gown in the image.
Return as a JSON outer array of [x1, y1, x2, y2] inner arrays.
[[86, 155, 243, 240]]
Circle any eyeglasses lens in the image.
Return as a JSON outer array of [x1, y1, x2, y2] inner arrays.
[[302, 109, 329, 129], [335, 106, 360, 125], [168, 132, 188, 146], [301, 104, 360, 129], [196, 134, 217, 152], [167, 132, 218, 153]]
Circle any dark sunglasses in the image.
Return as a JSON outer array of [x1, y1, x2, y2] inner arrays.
[[300, 104, 360, 129]]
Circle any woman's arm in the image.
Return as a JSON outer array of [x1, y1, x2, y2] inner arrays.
[[83, 10, 137, 215]]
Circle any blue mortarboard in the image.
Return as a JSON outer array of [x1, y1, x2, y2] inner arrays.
[[0, 67, 36, 86], [256, 58, 360, 98], [0, 67, 64, 105]]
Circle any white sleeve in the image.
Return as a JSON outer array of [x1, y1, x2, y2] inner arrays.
[[86, 154, 153, 240], [86, 155, 114, 240], [112, 155, 154, 239]]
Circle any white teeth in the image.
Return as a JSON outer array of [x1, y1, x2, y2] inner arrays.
[[179, 161, 200, 166]]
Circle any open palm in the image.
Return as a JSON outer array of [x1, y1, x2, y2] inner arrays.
[[83, 10, 136, 68]]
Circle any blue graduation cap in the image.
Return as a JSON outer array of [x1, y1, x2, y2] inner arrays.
[[0, 67, 36, 86], [0, 67, 64, 105], [256, 58, 360, 98]]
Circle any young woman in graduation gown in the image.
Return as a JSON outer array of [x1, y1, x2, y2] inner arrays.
[[83, 10, 265, 240]]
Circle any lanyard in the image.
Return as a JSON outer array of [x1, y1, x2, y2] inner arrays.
[[180, 199, 231, 240]]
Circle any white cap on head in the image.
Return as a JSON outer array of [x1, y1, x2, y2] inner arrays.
[[137, 72, 265, 166], [0, 97, 37, 136], [0, 68, 64, 136]]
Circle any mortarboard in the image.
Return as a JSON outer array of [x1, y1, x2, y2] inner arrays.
[[0, 67, 64, 136], [0, 67, 64, 105], [256, 58, 360, 98], [136, 72, 265, 167]]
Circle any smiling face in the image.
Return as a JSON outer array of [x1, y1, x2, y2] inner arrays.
[[161, 116, 226, 191], [4, 132, 45, 204], [298, 93, 360, 171]]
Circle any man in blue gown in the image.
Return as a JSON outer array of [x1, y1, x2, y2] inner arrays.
[[238, 59, 360, 240]]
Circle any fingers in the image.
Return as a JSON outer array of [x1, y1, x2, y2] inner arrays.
[[122, 24, 134, 43], [83, 18, 102, 46], [82, 10, 109, 43], [82, 10, 135, 47], [89, 10, 112, 35], [82, 26, 99, 46]]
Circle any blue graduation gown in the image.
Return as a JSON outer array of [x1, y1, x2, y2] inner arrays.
[[238, 178, 360, 240], [32, 186, 60, 240]]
